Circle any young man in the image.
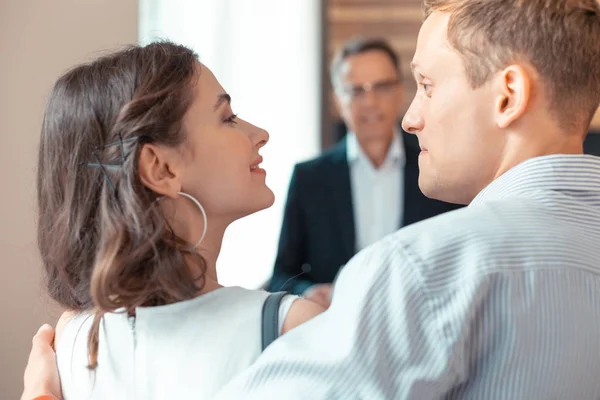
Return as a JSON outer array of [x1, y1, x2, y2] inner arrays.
[[219, 0, 600, 397], [269, 38, 460, 307]]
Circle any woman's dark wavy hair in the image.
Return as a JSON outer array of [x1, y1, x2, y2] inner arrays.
[[37, 41, 206, 368]]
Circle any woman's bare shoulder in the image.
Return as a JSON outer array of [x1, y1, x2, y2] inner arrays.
[[54, 310, 77, 348]]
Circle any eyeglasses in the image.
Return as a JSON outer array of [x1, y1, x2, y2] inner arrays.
[[338, 79, 400, 102]]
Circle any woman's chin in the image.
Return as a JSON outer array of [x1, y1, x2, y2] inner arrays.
[[257, 188, 276, 211], [239, 188, 275, 218]]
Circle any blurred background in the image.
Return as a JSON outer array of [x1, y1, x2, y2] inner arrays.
[[1, 0, 599, 397]]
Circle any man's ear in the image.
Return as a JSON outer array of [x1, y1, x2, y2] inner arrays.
[[138, 143, 182, 199], [494, 64, 532, 129]]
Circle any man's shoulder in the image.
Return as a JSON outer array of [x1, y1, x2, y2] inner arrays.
[[294, 141, 346, 174], [376, 199, 552, 274], [398, 201, 503, 236], [335, 204, 510, 303]]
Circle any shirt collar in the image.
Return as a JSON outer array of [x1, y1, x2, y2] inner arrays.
[[470, 154, 600, 207], [346, 129, 405, 167]]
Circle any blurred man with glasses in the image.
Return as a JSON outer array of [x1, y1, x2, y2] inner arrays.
[[268, 37, 461, 307]]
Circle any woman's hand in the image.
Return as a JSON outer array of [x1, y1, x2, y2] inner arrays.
[[21, 324, 62, 400]]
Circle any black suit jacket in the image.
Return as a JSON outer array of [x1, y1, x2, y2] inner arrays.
[[267, 131, 463, 294]]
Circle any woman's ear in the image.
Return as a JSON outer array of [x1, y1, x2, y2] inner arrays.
[[138, 143, 182, 199]]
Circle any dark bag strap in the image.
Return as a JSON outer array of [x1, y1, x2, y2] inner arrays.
[[261, 291, 288, 351]]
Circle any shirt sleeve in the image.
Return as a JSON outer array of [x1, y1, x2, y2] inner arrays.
[[214, 234, 465, 399]]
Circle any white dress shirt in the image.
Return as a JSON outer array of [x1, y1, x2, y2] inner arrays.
[[215, 154, 600, 399], [346, 131, 405, 251]]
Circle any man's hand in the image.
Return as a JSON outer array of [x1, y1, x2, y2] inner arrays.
[[303, 283, 333, 309], [21, 324, 62, 400]]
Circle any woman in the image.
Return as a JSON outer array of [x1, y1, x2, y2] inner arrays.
[[34, 41, 323, 399]]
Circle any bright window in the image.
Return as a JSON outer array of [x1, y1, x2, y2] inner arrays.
[[139, 0, 322, 288]]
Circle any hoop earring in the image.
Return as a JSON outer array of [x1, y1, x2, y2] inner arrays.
[[156, 191, 208, 249], [177, 192, 208, 248]]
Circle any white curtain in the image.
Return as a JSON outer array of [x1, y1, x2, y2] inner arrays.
[[139, 0, 322, 288]]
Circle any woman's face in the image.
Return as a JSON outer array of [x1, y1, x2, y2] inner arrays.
[[176, 64, 274, 223]]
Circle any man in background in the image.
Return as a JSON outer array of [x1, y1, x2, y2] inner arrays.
[[268, 38, 461, 306]]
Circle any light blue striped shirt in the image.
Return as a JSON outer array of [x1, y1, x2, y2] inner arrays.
[[216, 154, 600, 399]]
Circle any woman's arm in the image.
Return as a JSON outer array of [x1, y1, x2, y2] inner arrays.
[[281, 298, 325, 334]]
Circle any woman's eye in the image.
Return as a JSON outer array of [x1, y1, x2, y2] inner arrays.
[[224, 114, 238, 125]]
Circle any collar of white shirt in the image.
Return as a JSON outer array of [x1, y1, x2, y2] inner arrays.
[[346, 129, 406, 169]]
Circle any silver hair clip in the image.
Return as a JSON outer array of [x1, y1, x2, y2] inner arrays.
[[81, 135, 141, 192]]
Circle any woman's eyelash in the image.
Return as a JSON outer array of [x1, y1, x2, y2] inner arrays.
[[225, 114, 238, 125]]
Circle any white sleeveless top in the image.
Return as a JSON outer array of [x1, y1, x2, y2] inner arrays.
[[56, 287, 297, 399]]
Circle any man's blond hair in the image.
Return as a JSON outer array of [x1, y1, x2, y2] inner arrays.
[[423, 0, 600, 131]]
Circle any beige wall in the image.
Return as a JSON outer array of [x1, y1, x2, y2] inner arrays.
[[0, 0, 137, 397]]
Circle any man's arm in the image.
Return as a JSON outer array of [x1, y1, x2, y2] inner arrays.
[[21, 325, 62, 400], [217, 234, 467, 399], [268, 165, 315, 295]]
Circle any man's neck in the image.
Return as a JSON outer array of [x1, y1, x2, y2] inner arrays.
[[494, 128, 585, 181], [357, 133, 395, 168]]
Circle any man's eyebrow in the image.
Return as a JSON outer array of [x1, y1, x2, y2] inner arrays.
[[214, 93, 231, 111]]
